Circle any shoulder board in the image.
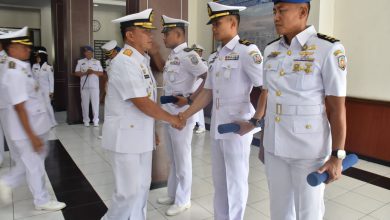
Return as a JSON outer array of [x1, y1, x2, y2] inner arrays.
[[267, 37, 282, 46], [8, 61, 16, 69], [123, 49, 133, 57], [183, 47, 194, 52], [239, 39, 253, 46], [317, 33, 339, 43]]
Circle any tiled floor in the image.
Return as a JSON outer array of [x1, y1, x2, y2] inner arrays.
[[0, 112, 389, 220]]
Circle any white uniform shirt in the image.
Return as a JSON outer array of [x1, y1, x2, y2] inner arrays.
[[204, 35, 263, 139], [32, 62, 54, 94], [0, 57, 53, 141], [162, 42, 208, 117], [263, 25, 347, 159], [0, 50, 8, 109], [102, 44, 157, 154], [75, 58, 103, 89]]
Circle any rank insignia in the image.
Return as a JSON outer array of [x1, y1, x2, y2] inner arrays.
[[8, 61, 16, 69], [250, 51, 262, 64], [144, 74, 150, 79], [338, 55, 346, 71], [123, 49, 133, 57]]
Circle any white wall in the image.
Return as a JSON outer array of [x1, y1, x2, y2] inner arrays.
[[333, 0, 390, 101], [93, 5, 125, 44], [188, 0, 213, 58], [0, 7, 40, 29]]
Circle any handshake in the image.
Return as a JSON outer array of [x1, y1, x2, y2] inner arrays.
[[168, 112, 187, 130]]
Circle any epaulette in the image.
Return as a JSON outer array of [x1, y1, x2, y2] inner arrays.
[[8, 61, 16, 69], [317, 33, 339, 43], [183, 48, 194, 52], [267, 37, 282, 46], [123, 49, 133, 57], [239, 39, 253, 46]]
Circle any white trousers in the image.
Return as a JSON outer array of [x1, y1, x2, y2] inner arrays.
[[0, 133, 50, 206], [81, 88, 99, 124], [163, 121, 195, 205], [264, 151, 326, 220], [0, 122, 4, 164], [194, 109, 205, 129], [211, 134, 253, 220], [102, 150, 152, 220], [42, 90, 57, 126]]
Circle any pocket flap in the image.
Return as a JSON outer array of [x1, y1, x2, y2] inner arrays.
[[293, 118, 323, 134]]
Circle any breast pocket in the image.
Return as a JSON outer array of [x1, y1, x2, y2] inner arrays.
[[167, 66, 180, 82], [221, 61, 239, 80], [294, 61, 322, 90], [264, 59, 280, 73]]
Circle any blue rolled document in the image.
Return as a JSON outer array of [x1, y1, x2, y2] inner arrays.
[[307, 154, 359, 187], [218, 123, 241, 134], [160, 96, 179, 104]]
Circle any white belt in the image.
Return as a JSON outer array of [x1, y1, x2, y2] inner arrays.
[[267, 100, 325, 116]]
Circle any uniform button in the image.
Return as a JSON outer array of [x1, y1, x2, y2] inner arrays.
[[279, 70, 285, 76], [130, 125, 134, 128], [305, 124, 312, 129], [275, 116, 281, 123], [287, 50, 292, 56], [276, 90, 282, 96]]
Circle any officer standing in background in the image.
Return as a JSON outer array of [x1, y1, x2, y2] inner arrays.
[[32, 50, 57, 126], [0, 40, 7, 167], [0, 27, 66, 211], [97, 40, 121, 140], [101, 40, 121, 74], [242, 0, 348, 219], [156, 15, 207, 216], [74, 46, 104, 127], [191, 43, 207, 134], [179, 2, 264, 219], [101, 9, 183, 220]]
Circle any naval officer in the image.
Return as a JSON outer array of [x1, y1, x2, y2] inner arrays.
[[179, 2, 264, 219], [101, 9, 183, 220], [243, 0, 348, 219], [0, 27, 66, 211], [74, 46, 104, 127], [156, 15, 207, 216]]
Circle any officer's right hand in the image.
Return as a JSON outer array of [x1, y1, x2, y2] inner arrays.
[[235, 121, 255, 136], [30, 135, 44, 152], [170, 115, 185, 130]]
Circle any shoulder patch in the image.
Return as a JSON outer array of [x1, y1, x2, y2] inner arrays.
[[183, 47, 194, 52], [239, 39, 253, 46], [267, 37, 282, 46], [123, 49, 133, 57], [8, 61, 16, 69], [188, 54, 199, 65], [317, 33, 340, 43]]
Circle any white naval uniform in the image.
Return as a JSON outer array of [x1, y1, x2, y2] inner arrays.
[[32, 62, 57, 125], [75, 58, 103, 124], [162, 43, 208, 205], [262, 26, 347, 220], [101, 44, 157, 220], [193, 78, 206, 129], [0, 50, 7, 165], [204, 35, 263, 220], [0, 57, 55, 206]]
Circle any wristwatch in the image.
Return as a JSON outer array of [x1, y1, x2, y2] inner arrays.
[[249, 118, 263, 128], [331, 149, 346, 160], [187, 96, 193, 105]]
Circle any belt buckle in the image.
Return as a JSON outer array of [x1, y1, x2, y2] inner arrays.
[[276, 104, 282, 115]]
